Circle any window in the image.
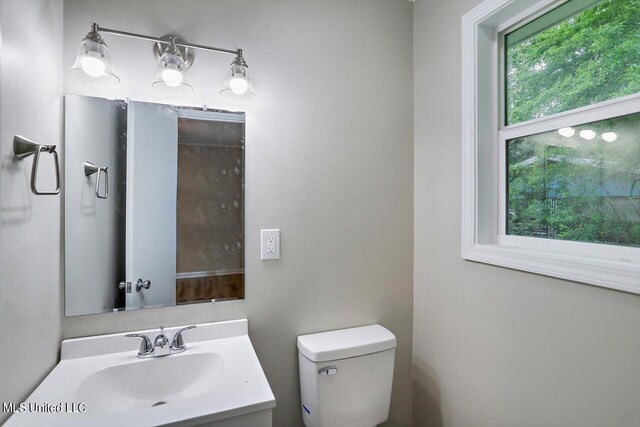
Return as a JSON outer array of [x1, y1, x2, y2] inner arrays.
[[506, 113, 640, 248], [462, 0, 640, 293], [504, 0, 640, 125]]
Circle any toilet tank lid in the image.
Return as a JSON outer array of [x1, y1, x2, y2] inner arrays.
[[297, 324, 396, 362]]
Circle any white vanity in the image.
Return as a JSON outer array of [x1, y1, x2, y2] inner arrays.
[[5, 319, 275, 427]]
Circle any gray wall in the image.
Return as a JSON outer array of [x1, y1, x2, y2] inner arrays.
[[412, 1, 640, 427], [0, 0, 63, 424], [62, 1, 414, 426]]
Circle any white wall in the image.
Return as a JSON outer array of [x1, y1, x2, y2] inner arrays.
[[0, 0, 63, 424], [413, 1, 640, 426], [62, 1, 414, 426]]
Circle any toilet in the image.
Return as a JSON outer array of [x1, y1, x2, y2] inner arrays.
[[297, 324, 396, 427]]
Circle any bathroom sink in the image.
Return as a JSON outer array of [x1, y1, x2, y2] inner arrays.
[[5, 319, 274, 426], [76, 352, 225, 412]]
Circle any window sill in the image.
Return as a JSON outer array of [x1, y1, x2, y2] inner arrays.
[[462, 243, 640, 294]]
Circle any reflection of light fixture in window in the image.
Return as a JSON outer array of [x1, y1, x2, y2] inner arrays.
[[70, 23, 255, 99], [558, 127, 575, 138], [601, 132, 617, 142], [579, 129, 596, 140]]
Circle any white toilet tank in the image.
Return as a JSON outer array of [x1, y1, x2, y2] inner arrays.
[[297, 324, 396, 427]]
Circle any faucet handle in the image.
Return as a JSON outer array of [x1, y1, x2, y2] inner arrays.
[[170, 325, 197, 352], [125, 333, 154, 356]]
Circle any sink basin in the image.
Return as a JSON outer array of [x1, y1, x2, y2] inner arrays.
[[6, 319, 274, 426], [76, 352, 225, 412]]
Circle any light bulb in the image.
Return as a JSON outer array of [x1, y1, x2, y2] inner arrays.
[[601, 132, 617, 142], [81, 56, 106, 77], [579, 129, 596, 140], [229, 77, 249, 95], [162, 69, 183, 87], [557, 127, 575, 138]]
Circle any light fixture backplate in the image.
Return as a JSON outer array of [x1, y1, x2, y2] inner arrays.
[[153, 34, 194, 69]]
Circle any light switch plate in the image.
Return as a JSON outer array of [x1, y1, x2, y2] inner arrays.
[[261, 229, 280, 260]]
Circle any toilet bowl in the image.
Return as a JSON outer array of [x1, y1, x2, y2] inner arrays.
[[297, 324, 396, 427]]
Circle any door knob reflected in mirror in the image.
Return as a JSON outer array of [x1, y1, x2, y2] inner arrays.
[[119, 281, 132, 293], [136, 279, 151, 292]]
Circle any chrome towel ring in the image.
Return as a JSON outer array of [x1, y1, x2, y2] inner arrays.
[[84, 161, 109, 199], [13, 135, 60, 195]]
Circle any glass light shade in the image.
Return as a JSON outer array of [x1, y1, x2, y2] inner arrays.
[[220, 62, 255, 100], [152, 47, 193, 93], [69, 33, 120, 85]]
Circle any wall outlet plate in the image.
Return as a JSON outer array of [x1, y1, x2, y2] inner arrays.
[[261, 229, 280, 260]]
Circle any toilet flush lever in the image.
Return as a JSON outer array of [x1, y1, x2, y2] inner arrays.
[[318, 366, 337, 376]]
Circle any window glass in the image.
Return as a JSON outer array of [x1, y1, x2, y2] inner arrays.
[[506, 112, 640, 247], [505, 0, 640, 125]]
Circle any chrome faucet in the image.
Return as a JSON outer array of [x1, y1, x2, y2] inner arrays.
[[153, 327, 171, 357], [125, 325, 197, 358]]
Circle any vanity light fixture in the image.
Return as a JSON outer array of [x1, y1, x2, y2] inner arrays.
[[70, 23, 255, 98], [220, 49, 255, 99], [69, 23, 120, 85], [152, 37, 193, 93]]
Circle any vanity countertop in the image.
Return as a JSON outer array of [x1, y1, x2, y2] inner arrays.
[[5, 319, 275, 427]]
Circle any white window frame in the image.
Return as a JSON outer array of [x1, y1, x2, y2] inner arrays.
[[461, 0, 640, 294]]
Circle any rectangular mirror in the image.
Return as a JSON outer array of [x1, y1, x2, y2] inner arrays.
[[64, 95, 245, 316]]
